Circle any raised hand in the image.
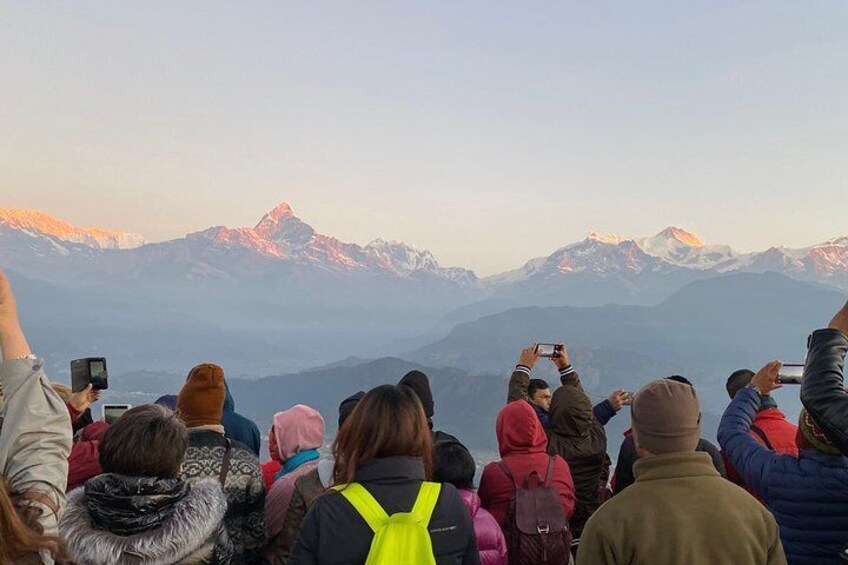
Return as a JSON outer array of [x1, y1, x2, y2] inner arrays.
[[0, 268, 31, 361], [518, 345, 539, 370], [552, 342, 571, 370], [752, 361, 783, 396], [70, 384, 101, 413], [829, 301, 848, 336], [607, 390, 629, 411]]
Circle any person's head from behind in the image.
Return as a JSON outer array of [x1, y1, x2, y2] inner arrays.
[[99, 404, 188, 478], [398, 370, 435, 429], [273, 405, 325, 463], [725, 369, 755, 400], [527, 378, 552, 411], [632, 379, 701, 459], [433, 440, 476, 491], [333, 384, 432, 485], [177, 363, 226, 428]]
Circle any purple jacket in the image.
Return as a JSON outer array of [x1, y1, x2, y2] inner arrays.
[[459, 488, 507, 565]]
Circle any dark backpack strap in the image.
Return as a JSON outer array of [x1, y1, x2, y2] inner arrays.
[[219, 439, 233, 485], [498, 461, 519, 489], [750, 425, 774, 451], [543, 455, 557, 488]]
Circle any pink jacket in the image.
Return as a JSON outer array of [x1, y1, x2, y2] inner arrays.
[[459, 488, 508, 565], [264, 405, 325, 539]]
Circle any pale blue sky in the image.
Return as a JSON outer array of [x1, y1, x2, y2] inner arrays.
[[1, 2, 846, 275]]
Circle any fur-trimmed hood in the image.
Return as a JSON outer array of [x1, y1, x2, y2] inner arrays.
[[60, 477, 229, 565]]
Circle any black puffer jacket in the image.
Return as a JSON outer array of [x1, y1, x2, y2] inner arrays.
[[60, 474, 233, 564], [289, 457, 479, 565], [800, 328, 848, 456]]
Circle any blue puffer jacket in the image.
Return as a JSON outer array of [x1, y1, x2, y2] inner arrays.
[[719, 385, 848, 565]]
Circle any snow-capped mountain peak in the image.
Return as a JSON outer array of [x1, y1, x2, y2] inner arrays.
[[0, 208, 145, 250], [585, 231, 627, 245], [655, 227, 705, 248]]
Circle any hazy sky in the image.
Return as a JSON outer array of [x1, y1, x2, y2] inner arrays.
[[1, 2, 846, 275]]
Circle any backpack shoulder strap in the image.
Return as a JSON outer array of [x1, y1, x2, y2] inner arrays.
[[218, 439, 233, 485], [411, 482, 442, 526], [750, 425, 774, 451], [336, 483, 390, 533], [497, 461, 518, 488], [543, 455, 557, 488]]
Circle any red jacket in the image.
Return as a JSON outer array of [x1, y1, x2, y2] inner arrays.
[[66, 404, 108, 492], [262, 425, 283, 490], [479, 400, 576, 528], [722, 407, 799, 498]]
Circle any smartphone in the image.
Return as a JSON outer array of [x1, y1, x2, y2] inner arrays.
[[71, 358, 109, 392], [535, 344, 563, 358], [102, 404, 131, 424], [778, 363, 804, 385]]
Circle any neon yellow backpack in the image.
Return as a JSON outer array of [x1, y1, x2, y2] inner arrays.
[[335, 481, 442, 565]]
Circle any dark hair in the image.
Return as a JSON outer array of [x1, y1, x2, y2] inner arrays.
[[726, 369, 755, 400], [527, 379, 550, 399], [333, 385, 432, 486], [0, 479, 68, 564], [665, 375, 693, 387], [99, 404, 188, 478], [433, 441, 475, 490]]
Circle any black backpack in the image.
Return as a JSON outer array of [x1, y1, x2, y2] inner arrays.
[[498, 456, 569, 565]]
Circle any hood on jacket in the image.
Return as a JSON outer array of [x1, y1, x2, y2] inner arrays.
[[496, 401, 548, 457], [154, 395, 177, 411], [549, 383, 594, 439], [273, 405, 325, 462], [457, 488, 480, 519], [268, 425, 281, 464], [399, 370, 435, 419], [60, 477, 227, 565], [223, 379, 235, 413]]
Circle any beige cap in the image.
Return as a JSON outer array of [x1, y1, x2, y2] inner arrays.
[[632, 379, 701, 455]]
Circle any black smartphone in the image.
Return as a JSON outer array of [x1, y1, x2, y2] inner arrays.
[[71, 357, 109, 392], [535, 344, 563, 358], [777, 363, 804, 385]]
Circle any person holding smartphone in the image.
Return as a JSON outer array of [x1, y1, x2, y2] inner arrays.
[[0, 269, 72, 564]]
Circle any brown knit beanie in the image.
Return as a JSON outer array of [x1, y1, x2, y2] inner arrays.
[[177, 363, 226, 428], [631, 379, 701, 455]]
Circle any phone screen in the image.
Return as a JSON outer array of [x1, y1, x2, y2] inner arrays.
[[536, 344, 559, 357], [103, 405, 131, 424], [778, 364, 804, 385]]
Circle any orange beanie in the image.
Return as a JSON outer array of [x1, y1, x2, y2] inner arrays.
[[177, 363, 226, 428]]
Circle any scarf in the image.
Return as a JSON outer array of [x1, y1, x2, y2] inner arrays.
[[85, 474, 189, 535], [276, 449, 320, 480]]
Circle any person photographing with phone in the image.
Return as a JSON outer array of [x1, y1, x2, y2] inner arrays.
[[719, 347, 848, 564], [505, 342, 608, 539], [0, 269, 72, 564]]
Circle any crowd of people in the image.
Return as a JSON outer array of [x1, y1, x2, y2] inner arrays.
[[2, 265, 848, 564]]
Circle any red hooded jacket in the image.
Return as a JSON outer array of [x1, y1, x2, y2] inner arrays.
[[262, 425, 283, 490], [479, 400, 576, 528], [67, 419, 109, 491]]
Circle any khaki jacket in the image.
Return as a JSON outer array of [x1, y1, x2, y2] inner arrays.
[[578, 451, 787, 565]]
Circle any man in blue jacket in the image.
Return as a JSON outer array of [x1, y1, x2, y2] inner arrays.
[[719, 358, 848, 565], [223, 379, 261, 457]]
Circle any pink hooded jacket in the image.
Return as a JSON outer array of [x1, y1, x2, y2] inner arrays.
[[459, 488, 508, 565], [265, 405, 325, 539]]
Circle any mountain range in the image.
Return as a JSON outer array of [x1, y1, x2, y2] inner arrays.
[[2, 202, 847, 373]]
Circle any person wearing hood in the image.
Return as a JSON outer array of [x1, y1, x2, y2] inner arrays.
[[59, 404, 233, 564], [265, 404, 325, 562], [267, 392, 363, 564], [223, 380, 261, 457], [179, 363, 267, 565], [262, 426, 283, 490], [478, 400, 576, 528], [435, 439, 508, 565], [399, 370, 458, 444], [506, 344, 606, 538], [719, 360, 848, 564]]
